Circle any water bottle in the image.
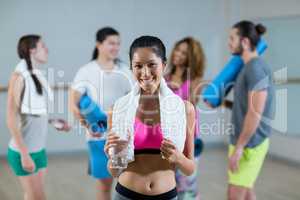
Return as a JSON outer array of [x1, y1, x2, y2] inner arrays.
[[78, 94, 107, 136]]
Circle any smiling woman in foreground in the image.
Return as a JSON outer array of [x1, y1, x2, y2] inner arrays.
[[104, 36, 196, 200]]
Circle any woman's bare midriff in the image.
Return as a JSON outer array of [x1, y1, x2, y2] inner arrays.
[[118, 154, 176, 195]]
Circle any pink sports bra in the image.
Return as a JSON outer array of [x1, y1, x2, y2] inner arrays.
[[165, 76, 190, 101], [133, 117, 163, 155]]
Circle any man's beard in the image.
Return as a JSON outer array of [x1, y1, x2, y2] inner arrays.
[[232, 43, 243, 56]]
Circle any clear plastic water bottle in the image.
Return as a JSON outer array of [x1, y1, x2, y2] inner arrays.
[[109, 144, 128, 169], [108, 128, 130, 169]]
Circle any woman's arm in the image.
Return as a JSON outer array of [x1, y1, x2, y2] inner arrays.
[[104, 107, 125, 178], [7, 73, 35, 172], [48, 118, 71, 132], [7, 73, 26, 152], [69, 88, 86, 127], [190, 78, 203, 106], [161, 101, 196, 176], [176, 101, 196, 175]]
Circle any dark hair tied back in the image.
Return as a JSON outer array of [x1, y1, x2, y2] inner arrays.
[[255, 23, 266, 35]]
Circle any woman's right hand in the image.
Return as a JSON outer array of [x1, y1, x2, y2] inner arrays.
[[21, 153, 36, 173], [75, 108, 99, 138], [104, 131, 129, 159], [204, 100, 214, 109], [69, 89, 88, 127], [73, 107, 88, 127]]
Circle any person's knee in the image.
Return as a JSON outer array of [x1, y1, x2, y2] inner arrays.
[[22, 184, 45, 200], [246, 188, 255, 195], [96, 179, 113, 192], [27, 190, 46, 200], [246, 188, 256, 200], [24, 193, 29, 200], [228, 191, 241, 200], [228, 185, 247, 200], [34, 193, 46, 200]]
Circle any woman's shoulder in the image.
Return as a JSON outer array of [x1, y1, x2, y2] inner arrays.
[[10, 72, 24, 84], [8, 72, 25, 94], [14, 60, 29, 75], [75, 61, 98, 76], [81, 61, 98, 70]]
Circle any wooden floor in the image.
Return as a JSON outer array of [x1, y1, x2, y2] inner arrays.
[[0, 149, 300, 200]]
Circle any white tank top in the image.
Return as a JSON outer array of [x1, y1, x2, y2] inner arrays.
[[72, 61, 133, 141], [9, 60, 51, 152]]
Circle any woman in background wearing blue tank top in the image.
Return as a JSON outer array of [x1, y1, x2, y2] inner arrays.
[[69, 27, 132, 200]]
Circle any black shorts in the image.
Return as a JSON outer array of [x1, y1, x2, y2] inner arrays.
[[114, 182, 177, 200]]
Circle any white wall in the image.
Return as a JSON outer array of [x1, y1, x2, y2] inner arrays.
[[0, 0, 230, 85], [0, 0, 229, 155], [229, 0, 300, 20]]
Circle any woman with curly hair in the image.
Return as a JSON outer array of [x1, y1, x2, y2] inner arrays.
[[165, 37, 206, 199]]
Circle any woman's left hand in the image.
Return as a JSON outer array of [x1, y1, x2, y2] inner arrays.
[[160, 138, 182, 164], [49, 119, 71, 132]]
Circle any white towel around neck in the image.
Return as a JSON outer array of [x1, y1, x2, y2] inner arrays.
[[112, 78, 187, 163], [15, 59, 53, 115]]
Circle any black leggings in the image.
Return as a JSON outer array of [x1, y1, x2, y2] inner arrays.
[[114, 182, 178, 200]]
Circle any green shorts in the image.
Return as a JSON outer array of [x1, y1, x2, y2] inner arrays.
[[228, 138, 269, 188], [7, 148, 48, 176]]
